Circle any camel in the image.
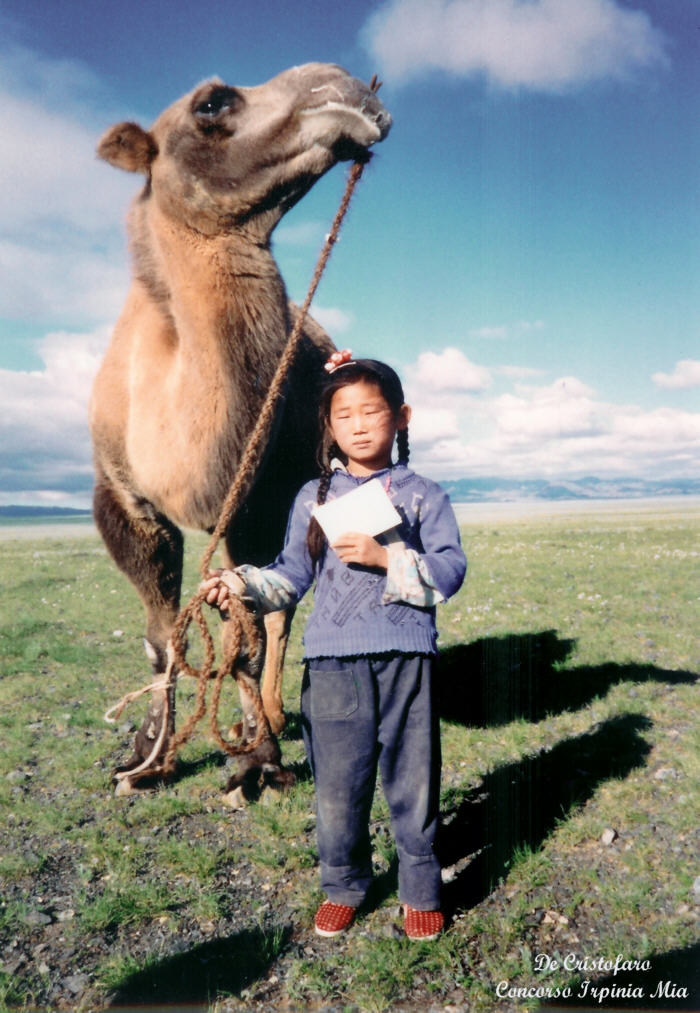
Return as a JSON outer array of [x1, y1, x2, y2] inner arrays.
[[90, 63, 391, 801]]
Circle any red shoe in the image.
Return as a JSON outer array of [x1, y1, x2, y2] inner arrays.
[[403, 905, 444, 941], [314, 900, 356, 937]]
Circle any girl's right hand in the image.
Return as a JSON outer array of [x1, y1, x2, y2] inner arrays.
[[200, 569, 247, 613]]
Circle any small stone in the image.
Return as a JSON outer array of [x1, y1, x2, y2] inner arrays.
[[654, 767, 679, 781], [112, 629, 124, 638], [56, 909, 75, 922], [692, 876, 700, 898], [6, 770, 30, 783], [64, 973, 89, 996], [119, 721, 135, 735], [2, 955, 27, 975], [601, 828, 618, 846], [25, 911, 52, 926]]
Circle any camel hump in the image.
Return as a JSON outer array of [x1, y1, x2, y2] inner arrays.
[[97, 122, 158, 174]]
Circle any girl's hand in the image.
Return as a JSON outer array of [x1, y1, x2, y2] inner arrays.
[[331, 532, 388, 571], [200, 569, 246, 613]]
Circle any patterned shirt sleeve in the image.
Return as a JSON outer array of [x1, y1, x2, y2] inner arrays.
[[382, 542, 446, 607], [234, 564, 299, 614]]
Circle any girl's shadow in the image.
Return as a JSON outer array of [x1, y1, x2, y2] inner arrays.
[[437, 711, 652, 913]]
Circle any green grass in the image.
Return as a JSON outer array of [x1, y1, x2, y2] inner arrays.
[[0, 502, 698, 1011]]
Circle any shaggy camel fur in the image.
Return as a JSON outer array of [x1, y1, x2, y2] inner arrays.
[[91, 63, 391, 800]]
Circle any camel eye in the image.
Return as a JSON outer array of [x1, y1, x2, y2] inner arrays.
[[193, 87, 241, 121]]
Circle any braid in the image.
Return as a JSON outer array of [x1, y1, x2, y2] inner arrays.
[[396, 426, 410, 465], [307, 442, 342, 563]]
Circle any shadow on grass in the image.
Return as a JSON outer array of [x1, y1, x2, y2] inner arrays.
[[108, 924, 292, 1009], [543, 940, 700, 1011], [438, 712, 652, 913], [436, 630, 697, 727]]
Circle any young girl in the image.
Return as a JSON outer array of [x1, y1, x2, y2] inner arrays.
[[202, 353, 466, 940]]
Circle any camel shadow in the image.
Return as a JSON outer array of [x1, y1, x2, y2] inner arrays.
[[107, 924, 292, 1009], [435, 631, 697, 727], [437, 712, 652, 914]]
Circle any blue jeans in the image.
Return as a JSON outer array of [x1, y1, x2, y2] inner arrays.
[[301, 654, 442, 910]]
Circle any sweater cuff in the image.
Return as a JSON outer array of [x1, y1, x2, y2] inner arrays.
[[235, 565, 298, 613], [382, 543, 446, 607]]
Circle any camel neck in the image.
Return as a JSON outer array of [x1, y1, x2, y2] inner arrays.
[[136, 204, 290, 352]]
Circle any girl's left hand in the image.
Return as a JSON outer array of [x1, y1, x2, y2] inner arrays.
[[331, 532, 388, 570]]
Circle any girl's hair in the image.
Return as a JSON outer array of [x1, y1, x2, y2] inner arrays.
[[307, 359, 410, 563]]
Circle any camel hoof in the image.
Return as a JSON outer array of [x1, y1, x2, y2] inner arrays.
[[222, 786, 248, 810], [114, 776, 139, 797]]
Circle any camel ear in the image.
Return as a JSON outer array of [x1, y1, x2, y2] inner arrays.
[[97, 122, 158, 173]]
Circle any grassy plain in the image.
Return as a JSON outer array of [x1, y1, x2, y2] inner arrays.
[[0, 500, 698, 1011]]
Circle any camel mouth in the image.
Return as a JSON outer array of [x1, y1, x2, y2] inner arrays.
[[299, 100, 392, 148]]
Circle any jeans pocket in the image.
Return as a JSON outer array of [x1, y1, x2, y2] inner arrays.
[[308, 668, 359, 720]]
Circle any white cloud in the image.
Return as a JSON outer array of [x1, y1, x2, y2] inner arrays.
[[494, 376, 605, 440], [497, 365, 544, 380], [402, 349, 700, 480], [0, 327, 109, 503], [0, 44, 137, 328], [310, 305, 354, 334], [652, 359, 700, 390], [469, 320, 546, 341], [470, 324, 509, 340], [408, 408, 461, 448], [275, 221, 326, 246], [362, 0, 668, 91], [407, 346, 492, 393], [0, 236, 129, 323]]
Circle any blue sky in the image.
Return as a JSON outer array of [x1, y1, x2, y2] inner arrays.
[[0, 0, 698, 507]]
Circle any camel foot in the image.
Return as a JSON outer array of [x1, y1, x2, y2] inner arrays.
[[222, 786, 248, 810], [265, 710, 286, 736], [114, 776, 139, 797]]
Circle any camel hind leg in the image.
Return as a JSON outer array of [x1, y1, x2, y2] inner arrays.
[[93, 472, 183, 787]]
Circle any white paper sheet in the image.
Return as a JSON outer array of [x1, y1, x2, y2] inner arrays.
[[312, 478, 401, 544]]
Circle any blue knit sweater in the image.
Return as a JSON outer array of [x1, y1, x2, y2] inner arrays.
[[258, 464, 466, 659]]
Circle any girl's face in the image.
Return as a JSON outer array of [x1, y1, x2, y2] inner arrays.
[[328, 379, 410, 476]]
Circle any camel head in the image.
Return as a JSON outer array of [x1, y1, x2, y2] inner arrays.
[[97, 63, 392, 239]]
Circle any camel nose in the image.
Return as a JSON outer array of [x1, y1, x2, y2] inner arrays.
[[296, 63, 393, 141]]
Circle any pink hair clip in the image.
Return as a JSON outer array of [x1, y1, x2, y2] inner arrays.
[[324, 349, 354, 373]]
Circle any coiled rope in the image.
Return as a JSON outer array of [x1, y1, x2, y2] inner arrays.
[[106, 153, 371, 785]]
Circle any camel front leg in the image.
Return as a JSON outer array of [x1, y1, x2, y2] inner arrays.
[[261, 606, 295, 734], [220, 612, 295, 808], [94, 470, 183, 792]]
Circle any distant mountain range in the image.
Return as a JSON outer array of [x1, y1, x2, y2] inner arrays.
[[1, 478, 699, 518], [0, 505, 92, 518], [441, 476, 700, 502]]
